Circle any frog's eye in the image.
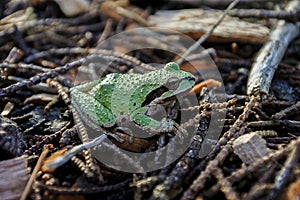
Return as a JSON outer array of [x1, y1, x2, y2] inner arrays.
[[165, 77, 179, 90], [165, 62, 180, 71]]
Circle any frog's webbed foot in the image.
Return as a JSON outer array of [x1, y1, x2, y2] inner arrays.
[[131, 107, 187, 139], [158, 118, 188, 140], [157, 118, 175, 132]]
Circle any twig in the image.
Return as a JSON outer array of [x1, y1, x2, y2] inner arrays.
[[247, 0, 300, 97], [46, 78, 70, 105], [244, 184, 273, 200], [24, 47, 155, 71], [20, 145, 50, 200], [101, 1, 148, 26], [14, 25, 33, 55], [0, 57, 84, 97], [207, 138, 300, 198], [272, 101, 300, 119], [70, 106, 103, 175], [229, 8, 300, 21], [181, 96, 257, 200], [43, 134, 107, 172], [168, 0, 280, 7], [182, 143, 233, 200], [0, 63, 50, 72], [152, 113, 210, 199], [212, 167, 240, 200], [97, 19, 113, 44], [1, 54, 151, 98], [23, 121, 70, 155], [177, 0, 240, 65], [70, 156, 98, 179], [266, 145, 300, 200], [36, 178, 131, 194]]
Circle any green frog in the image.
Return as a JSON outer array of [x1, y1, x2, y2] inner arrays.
[[70, 62, 195, 134]]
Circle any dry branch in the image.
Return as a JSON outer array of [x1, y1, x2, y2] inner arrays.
[[247, 0, 300, 97], [267, 145, 300, 200], [229, 8, 300, 21]]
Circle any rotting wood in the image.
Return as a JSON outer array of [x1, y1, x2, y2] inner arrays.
[[247, 0, 300, 98]]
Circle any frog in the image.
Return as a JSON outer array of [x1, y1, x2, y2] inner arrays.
[[70, 62, 195, 137]]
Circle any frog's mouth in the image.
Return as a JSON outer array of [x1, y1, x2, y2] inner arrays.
[[142, 76, 195, 106]]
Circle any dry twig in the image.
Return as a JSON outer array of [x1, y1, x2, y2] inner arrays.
[[247, 0, 300, 97]]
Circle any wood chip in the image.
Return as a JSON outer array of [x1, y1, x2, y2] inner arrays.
[[1, 102, 14, 117], [233, 132, 270, 165], [149, 8, 269, 43], [0, 157, 29, 200]]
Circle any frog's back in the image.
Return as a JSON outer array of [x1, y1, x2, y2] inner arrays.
[[95, 66, 185, 117], [111, 71, 163, 116]]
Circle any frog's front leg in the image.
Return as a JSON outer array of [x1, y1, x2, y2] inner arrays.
[[130, 107, 186, 138], [70, 82, 115, 129]]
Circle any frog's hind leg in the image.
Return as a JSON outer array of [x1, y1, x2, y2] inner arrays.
[[72, 80, 102, 93], [70, 87, 115, 130]]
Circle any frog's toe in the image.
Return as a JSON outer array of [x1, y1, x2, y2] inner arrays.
[[158, 118, 175, 132], [173, 122, 188, 139], [158, 119, 187, 140]]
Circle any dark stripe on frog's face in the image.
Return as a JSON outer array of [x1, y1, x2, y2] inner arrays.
[[141, 76, 195, 106], [141, 85, 169, 107], [158, 76, 195, 102]]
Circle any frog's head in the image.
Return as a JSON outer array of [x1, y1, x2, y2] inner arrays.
[[159, 62, 195, 100]]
